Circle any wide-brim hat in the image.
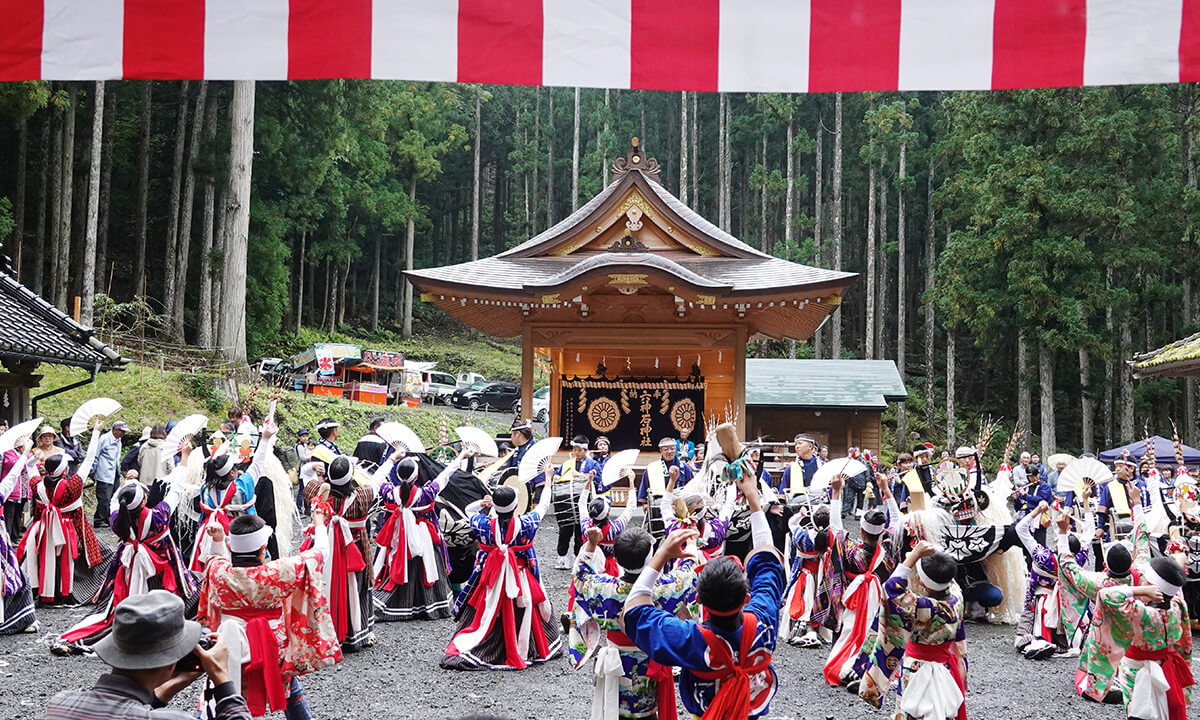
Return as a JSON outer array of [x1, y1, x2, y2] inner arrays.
[[93, 590, 203, 670], [37, 425, 58, 439]]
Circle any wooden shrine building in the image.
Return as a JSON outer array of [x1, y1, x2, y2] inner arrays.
[[406, 141, 855, 450]]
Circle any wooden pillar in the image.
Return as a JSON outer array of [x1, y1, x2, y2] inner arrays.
[[550, 348, 563, 437], [733, 328, 747, 438], [521, 323, 534, 426]]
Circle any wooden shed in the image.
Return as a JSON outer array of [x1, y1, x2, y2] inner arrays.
[[405, 141, 856, 451], [744, 359, 908, 457]]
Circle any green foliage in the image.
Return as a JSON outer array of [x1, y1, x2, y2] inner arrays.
[[0, 197, 12, 243]]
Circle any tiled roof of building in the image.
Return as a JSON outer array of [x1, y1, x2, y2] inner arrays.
[[745, 359, 908, 410], [1133, 331, 1200, 378], [0, 264, 125, 370], [408, 254, 854, 295]]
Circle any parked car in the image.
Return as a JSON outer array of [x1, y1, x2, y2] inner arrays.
[[421, 370, 457, 404], [514, 385, 551, 422], [266, 360, 304, 390], [255, 357, 283, 377], [456, 371, 487, 389], [451, 381, 520, 412]]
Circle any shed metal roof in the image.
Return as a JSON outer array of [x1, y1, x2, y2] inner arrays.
[[745, 359, 907, 410]]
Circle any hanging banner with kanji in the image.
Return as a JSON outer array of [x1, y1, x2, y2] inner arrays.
[[4, 1, 1200, 91], [559, 376, 704, 451], [314, 346, 335, 376]]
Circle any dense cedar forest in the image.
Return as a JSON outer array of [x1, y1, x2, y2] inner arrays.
[[0, 80, 1197, 455]]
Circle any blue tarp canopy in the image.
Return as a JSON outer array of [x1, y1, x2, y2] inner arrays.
[[1097, 436, 1200, 465]]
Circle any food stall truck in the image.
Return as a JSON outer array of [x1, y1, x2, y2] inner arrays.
[[289, 343, 362, 397], [345, 349, 405, 405]]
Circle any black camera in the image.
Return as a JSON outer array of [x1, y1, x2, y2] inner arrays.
[[174, 634, 215, 674]]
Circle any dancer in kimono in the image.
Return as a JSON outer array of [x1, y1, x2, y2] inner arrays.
[[1054, 505, 1143, 704], [440, 479, 561, 670], [18, 421, 110, 605], [824, 472, 902, 688], [58, 444, 200, 650], [783, 503, 837, 648], [1014, 501, 1088, 660], [623, 466, 785, 719], [577, 478, 638, 576], [571, 525, 697, 720], [859, 541, 967, 720], [188, 423, 277, 570], [370, 449, 462, 621], [660, 481, 735, 560], [199, 512, 342, 719], [1100, 556, 1193, 720], [0, 442, 37, 633], [300, 455, 375, 651]]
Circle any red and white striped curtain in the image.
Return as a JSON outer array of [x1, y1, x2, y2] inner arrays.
[[2, 0, 1198, 91]]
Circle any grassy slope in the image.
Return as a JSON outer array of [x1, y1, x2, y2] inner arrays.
[[36, 362, 509, 448]]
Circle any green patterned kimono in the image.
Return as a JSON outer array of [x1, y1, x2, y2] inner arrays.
[[1097, 585, 1192, 710], [1056, 516, 1154, 702], [860, 566, 966, 716]]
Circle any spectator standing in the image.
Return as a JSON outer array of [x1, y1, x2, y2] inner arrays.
[[138, 425, 173, 484], [54, 418, 85, 476], [90, 421, 128, 528], [43, 590, 251, 720]]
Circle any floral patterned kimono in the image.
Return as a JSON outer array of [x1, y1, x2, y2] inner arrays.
[[0, 452, 36, 633], [1015, 509, 1089, 649], [569, 550, 697, 720], [198, 537, 342, 716], [1099, 585, 1193, 720], [1056, 514, 1154, 701], [860, 566, 967, 720], [441, 494, 561, 670]]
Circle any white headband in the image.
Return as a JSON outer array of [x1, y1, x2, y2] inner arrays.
[[494, 492, 519, 514], [228, 525, 274, 554], [395, 458, 418, 483], [316, 419, 339, 430], [1144, 564, 1183, 598], [214, 453, 237, 476], [328, 459, 354, 486], [46, 454, 69, 477], [860, 517, 886, 535], [618, 545, 655, 575], [917, 559, 951, 591], [592, 499, 611, 522], [571, 441, 588, 449], [125, 482, 147, 508]]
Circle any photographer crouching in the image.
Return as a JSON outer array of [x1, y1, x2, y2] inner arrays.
[[43, 590, 250, 719]]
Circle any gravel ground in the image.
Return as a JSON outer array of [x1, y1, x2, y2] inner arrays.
[[1, 518, 1189, 720]]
